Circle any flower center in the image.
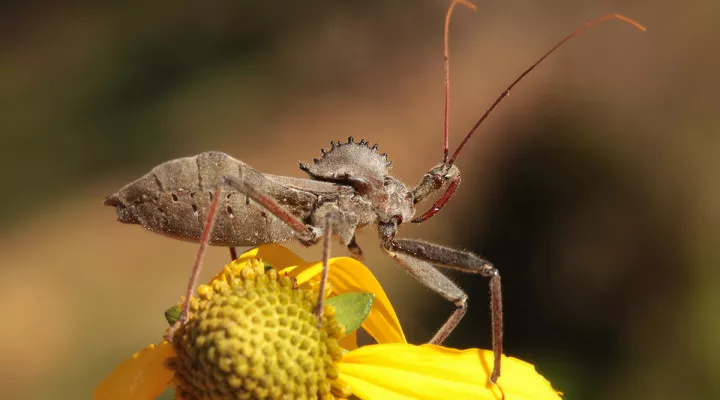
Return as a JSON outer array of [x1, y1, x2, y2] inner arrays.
[[167, 259, 350, 399]]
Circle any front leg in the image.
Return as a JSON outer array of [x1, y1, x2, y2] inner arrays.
[[381, 238, 503, 385]]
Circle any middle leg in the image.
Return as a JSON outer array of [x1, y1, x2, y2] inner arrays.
[[168, 176, 321, 340]]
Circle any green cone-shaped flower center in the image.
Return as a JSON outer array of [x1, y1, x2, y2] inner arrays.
[[167, 259, 349, 400]]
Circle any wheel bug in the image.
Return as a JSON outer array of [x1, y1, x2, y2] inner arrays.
[[103, 0, 644, 388]]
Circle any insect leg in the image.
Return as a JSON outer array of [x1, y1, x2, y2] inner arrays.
[[381, 238, 503, 384], [314, 212, 342, 326], [224, 175, 341, 325], [167, 175, 320, 341], [222, 176, 316, 241], [167, 184, 225, 341]]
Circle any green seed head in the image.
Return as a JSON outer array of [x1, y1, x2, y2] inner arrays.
[[167, 258, 350, 400]]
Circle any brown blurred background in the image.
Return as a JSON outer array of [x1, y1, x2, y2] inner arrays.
[[0, 0, 717, 399]]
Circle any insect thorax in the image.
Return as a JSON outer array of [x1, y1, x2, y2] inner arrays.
[[300, 138, 415, 226]]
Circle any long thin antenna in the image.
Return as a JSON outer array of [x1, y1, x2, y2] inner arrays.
[[448, 13, 646, 165], [443, 0, 478, 163]]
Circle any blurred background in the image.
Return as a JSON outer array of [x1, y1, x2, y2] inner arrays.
[[0, 0, 717, 399]]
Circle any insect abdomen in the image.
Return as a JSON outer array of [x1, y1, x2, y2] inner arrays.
[[105, 151, 317, 246]]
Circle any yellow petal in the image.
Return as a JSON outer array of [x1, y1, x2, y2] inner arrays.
[[93, 341, 175, 400], [236, 244, 307, 269], [205, 244, 308, 287], [338, 329, 359, 351], [338, 344, 562, 400], [288, 257, 406, 345]]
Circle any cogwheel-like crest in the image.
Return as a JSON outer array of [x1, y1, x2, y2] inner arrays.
[[300, 137, 391, 182]]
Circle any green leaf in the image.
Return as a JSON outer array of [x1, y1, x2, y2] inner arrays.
[[263, 262, 273, 272], [165, 305, 181, 326], [325, 292, 374, 334]]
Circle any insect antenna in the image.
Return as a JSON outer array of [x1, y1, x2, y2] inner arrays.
[[443, 0, 478, 164], [448, 13, 646, 165], [414, 12, 644, 224], [413, 13, 645, 224], [410, 0, 477, 224]]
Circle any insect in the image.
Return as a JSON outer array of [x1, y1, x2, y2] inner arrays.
[[104, 0, 644, 387]]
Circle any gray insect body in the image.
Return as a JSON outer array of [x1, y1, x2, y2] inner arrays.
[[107, 151, 312, 246], [105, 140, 414, 250], [105, 136, 494, 363]]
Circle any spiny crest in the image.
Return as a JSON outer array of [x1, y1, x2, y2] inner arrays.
[[300, 137, 391, 182]]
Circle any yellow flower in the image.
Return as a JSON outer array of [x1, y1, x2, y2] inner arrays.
[[94, 245, 561, 400]]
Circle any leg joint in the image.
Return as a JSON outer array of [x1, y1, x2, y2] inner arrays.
[[453, 294, 468, 308]]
